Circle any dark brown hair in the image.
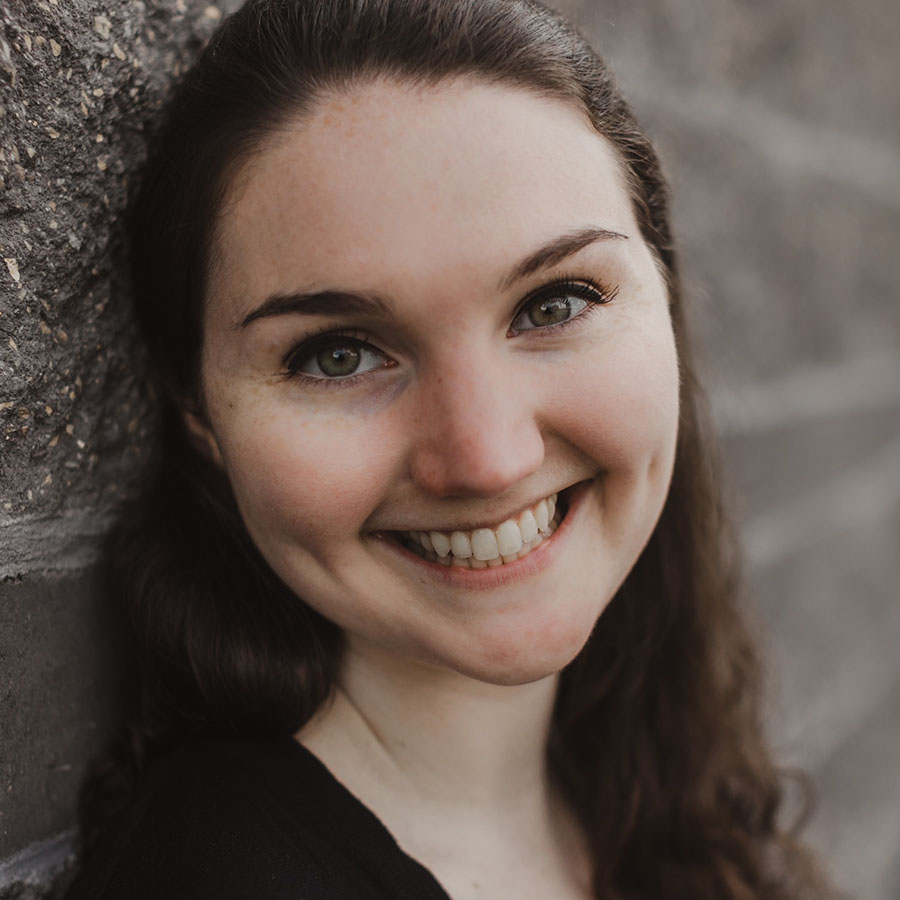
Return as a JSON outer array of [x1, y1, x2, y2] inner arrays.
[[85, 1, 831, 896]]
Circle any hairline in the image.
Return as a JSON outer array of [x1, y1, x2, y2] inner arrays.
[[202, 70, 653, 322]]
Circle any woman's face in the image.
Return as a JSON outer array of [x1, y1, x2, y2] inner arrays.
[[197, 78, 680, 685]]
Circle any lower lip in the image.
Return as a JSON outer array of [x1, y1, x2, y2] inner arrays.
[[371, 481, 593, 590]]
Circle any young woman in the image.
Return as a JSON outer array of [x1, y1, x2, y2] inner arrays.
[[67, 1, 832, 898]]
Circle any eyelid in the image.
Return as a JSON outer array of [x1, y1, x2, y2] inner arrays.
[[279, 273, 617, 388], [282, 328, 395, 387], [508, 274, 618, 336]]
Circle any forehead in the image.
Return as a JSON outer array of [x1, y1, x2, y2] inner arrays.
[[209, 77, 638, 313]]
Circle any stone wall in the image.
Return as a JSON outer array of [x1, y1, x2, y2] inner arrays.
[[0, 2, 230, 895], [2, 0, 898, 896]]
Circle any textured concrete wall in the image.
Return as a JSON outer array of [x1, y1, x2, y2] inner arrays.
[[0, 1, 229, 896], [1, 0, 898, 897]]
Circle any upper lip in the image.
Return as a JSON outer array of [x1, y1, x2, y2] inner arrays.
[[376, 482, 579, 535]]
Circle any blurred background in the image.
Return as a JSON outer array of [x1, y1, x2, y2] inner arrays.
[[555, 1, 900, 896], [1, 0, 898, 897]]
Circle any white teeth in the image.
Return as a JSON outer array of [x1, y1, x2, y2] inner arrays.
[[518, 509, 538, 542], [495, 519, 524, 556], [535, 499, 549, 531], [430, 531, 451, 558], [402, 491, 563, 567], [449, 531, 472, 559], [471, 528, 500, 561]]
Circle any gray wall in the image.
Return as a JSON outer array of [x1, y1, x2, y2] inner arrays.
[[2, 0, 898, 897], [1, 2, 227, 895], [554, 2, 900, 897]]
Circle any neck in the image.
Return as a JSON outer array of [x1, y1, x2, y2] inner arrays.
[[298, 638, 559, 813], [297, 640, 593, 899]]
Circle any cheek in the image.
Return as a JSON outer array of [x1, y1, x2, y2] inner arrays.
[[212, 398, 399, 549], [550, 322, 680, 477]]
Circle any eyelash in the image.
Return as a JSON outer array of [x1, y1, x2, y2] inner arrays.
[[281, 275, 619, 388], [507, 274, 618, 337], [282, 328, 386, 389]]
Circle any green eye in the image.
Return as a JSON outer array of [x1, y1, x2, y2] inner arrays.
[[522, 295, 587, 328], [511, 281, 610, 334], [288, 339, 389, 380], [316, 344, 362, 377]]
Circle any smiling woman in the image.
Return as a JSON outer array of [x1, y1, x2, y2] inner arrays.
[[193, 80, 679, 690], [65, 2, 831, 899]]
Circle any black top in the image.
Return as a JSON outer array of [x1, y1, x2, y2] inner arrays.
[[65, 736, 454, 900]]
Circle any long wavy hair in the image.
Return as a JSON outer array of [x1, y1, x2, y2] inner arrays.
[[82, 1, 831, 897]]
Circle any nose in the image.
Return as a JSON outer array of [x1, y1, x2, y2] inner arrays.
[[408, 351, 545, 498]]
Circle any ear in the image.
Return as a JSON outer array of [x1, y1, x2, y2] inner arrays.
[[181, 405, 225, 468]]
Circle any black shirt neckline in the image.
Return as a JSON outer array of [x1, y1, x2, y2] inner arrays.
[[237, 735, 455, 900]]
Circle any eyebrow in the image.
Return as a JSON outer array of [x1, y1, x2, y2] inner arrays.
[[237, 290, 391, 329], [497, 226, 628, 291], [237, 225, 627, 329]]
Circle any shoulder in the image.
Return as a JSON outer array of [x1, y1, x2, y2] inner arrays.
[[65, 736, 360, 900]]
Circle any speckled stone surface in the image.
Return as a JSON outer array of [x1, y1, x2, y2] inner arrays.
[[0, 2, 228, 896], [0, 0, 229, 564], [1, 0, 899, 897]]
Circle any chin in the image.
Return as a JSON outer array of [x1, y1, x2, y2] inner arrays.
[[440, 614, 600, 687]]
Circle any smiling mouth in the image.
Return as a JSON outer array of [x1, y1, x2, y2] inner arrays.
[[390, 490, 568, 570]]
